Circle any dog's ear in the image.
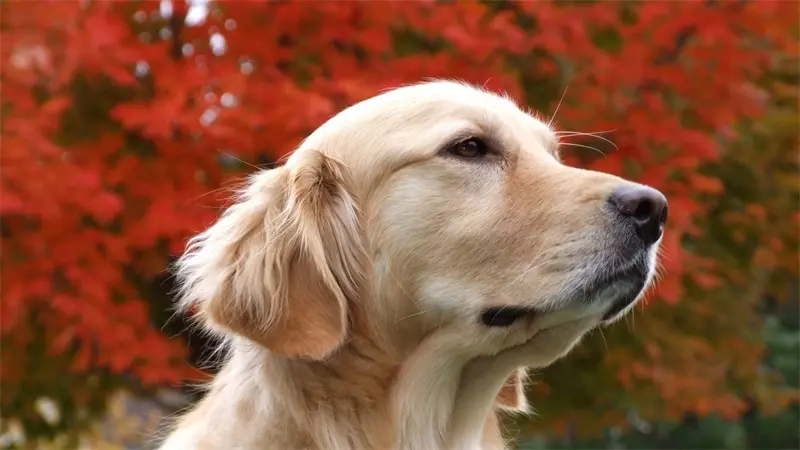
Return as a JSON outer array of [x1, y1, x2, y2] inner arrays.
[[496, 368, 528, 412], [175, 150, 365, 360]]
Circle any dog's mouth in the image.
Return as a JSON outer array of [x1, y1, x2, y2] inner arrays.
[[480, 307, 535, 327], [479, 253, 652, 328]]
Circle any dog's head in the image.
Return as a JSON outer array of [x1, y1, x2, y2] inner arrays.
[[175, 80, 665, 374]]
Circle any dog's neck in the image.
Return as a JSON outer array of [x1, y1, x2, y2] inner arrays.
[[163, 302, 505, 450], [191, 323, 403, 449], [282, 332, 400, 412]]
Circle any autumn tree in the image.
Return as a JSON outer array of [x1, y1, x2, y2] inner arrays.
[[1, 0, 796, 445]]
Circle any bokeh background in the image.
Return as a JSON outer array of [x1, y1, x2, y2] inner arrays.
[[1, 0, 798, 449]]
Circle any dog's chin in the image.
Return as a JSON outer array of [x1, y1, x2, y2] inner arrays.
[[591, 253, 654, 325], [597, 282, 646, 325]]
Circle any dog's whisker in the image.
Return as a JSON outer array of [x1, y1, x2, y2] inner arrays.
[[558, 141, 607, 157], [218, 151, 263, 171], [547, 83, 570, 128], [385, 262, 418, 308], [556, 128, 617, 136], [506, 253, 546, 289], [597, 327, 609, 351], [556, 131, 619, 151], [395, 309, 432, 324]]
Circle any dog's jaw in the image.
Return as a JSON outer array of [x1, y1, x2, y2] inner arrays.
[[391, 316, 598, 450]]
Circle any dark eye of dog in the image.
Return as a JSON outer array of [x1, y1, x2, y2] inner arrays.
[[480, 307, 531, 327], [449, 137, 489, 159]]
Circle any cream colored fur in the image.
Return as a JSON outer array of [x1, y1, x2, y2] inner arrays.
[[157, 80, 662, 450]]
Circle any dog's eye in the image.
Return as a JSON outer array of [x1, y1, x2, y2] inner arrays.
[[449, 137, 489, 159]]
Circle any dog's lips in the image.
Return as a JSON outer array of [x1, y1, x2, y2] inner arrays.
[[599, 287, 642, 323], [479, 251, 654, 329], [586, 260, 646, 295], [480, 265, 648, 328], [590, 256, 650, 324], [480, 307, 535, 327]]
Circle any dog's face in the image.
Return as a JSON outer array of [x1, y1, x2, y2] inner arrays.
[[302, 81, 665, 336], [175, 81, 665, 364]]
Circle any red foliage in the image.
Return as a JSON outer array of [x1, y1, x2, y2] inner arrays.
[[1, 0, 796, 429]]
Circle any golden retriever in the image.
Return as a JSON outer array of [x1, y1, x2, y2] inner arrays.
[[158, 80, 667, 450]]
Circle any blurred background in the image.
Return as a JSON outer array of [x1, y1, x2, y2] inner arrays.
[[1, 0, 798, 449]]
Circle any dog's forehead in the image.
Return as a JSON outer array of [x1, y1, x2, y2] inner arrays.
[[394, 83, 546, 132], [289, 81, 557, 177], [310, 81, 552, 142]]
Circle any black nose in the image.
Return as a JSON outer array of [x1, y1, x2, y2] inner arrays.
[[608, 185, 668, 246]]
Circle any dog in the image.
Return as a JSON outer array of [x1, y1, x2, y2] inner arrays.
[[157, 80, 666, 450]]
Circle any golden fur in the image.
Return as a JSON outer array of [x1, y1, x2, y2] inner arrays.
[[158, 80, 663, 450]]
